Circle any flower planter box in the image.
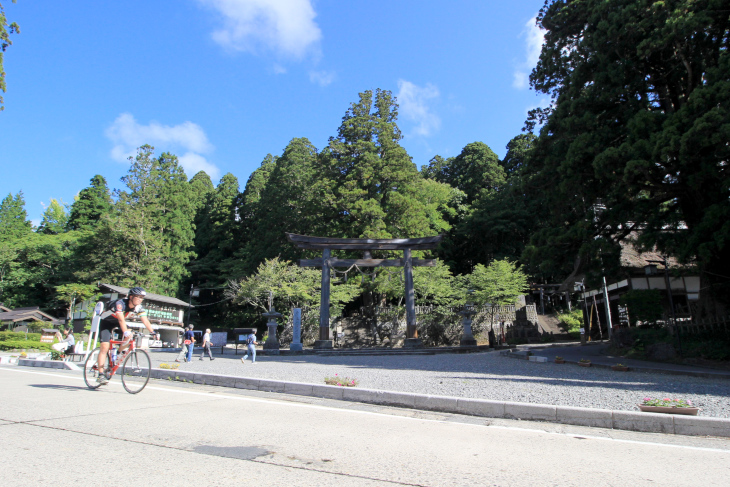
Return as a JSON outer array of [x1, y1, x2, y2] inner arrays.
[[578, 362, 591, 367], [638, 405, 699, 415], [611, 365, 629, 371], [554, 359, 565, 364]]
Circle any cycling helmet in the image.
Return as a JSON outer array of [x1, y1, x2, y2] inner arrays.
[[129, 286, 147, 297]]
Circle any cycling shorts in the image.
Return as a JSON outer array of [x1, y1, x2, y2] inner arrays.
[[99, 320, 120, 343]]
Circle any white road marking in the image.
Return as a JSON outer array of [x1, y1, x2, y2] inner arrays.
[[2, 366, 729, 454]]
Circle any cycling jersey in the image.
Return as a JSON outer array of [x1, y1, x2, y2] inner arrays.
[[99, 298, 148, 342]]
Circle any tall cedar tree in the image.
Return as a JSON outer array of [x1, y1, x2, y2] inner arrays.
[[423, 142, 506, 273], [524, 0, 730, 291], [190, 172, 240, 286], [0, 0, 19, 110], [317, 89, 434, 240], [228, 155, 278, 276], [239, 138, 323, 272], [93, 145, 196, 295], [460, 134, 539, 271], [37, 199, 68, 235], [67, 175, 112, 231], [0, 191, 31, 242]]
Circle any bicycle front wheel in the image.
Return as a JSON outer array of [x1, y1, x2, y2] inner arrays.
[[121, 349, 151, 394], [83, 347, 108, 389]]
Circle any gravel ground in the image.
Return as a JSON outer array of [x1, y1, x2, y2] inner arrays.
[[149, 349, 730, 418]]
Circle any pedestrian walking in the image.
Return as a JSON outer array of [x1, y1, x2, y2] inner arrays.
[[184, 324, 195, 362], [199, 328, 215, 361], [174, 341, 187, 362], [241, 331, 257, 364]]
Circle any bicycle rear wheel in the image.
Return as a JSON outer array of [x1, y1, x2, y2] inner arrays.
[[83, 347, 108, 389], [121, 349, 151, 394]]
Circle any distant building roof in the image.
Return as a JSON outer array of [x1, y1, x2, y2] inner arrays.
[[558, 235, 692, 293], [0, 307, 63, 325], [99, 283, 191, 308]]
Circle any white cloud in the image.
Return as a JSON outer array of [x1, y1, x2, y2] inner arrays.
[[513, 16, 545, 90], [179, 152, 221, 179], [309, 69, 335, 86], [197, 0, 322, 59], [105, 113, 220, 179], [396, 80, 441, 137]]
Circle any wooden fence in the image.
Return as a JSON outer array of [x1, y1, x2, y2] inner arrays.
[[667, 316, 730, 337]]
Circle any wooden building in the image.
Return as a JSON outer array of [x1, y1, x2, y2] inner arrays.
[[0, 306, 63, 331], [74, 283, 192, 348], [559, 236, 700, 327]]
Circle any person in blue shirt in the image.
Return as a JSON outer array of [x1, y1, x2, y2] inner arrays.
[[240, 332, 257, 364], [184, 324, 195, 362]]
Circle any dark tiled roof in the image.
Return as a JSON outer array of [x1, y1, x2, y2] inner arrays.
[[99, 283, 192, 308], [0, 308, 63, 325]]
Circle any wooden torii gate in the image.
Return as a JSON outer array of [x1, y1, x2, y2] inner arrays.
[[286, 233, 443, 349]]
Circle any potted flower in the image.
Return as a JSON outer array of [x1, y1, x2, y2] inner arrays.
[[639, 398, 699, 415], [324, 373, 359, 387], [578, 358, 591, 367], [611, 363, 629, 371], [554, 356, 565, 364]]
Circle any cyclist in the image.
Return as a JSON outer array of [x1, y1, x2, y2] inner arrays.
[[96, 286, 157, 385]]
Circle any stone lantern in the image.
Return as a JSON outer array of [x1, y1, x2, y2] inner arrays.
[[459, 302, 478, 348], [262, 291, 282, 355]]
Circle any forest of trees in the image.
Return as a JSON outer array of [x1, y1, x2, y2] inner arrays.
[[1, 0, 728, 330]]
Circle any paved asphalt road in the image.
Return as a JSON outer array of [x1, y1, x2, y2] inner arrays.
[[2, 366, 730, 487]]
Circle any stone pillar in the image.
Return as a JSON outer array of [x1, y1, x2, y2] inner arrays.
[[459, 305, 477, 347], [262, 307, 282, 355], [314, 248, 333, 349], [290, 307, 303, 352], [403, 248, 422, 348]]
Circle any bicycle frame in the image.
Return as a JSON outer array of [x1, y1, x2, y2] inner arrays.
[[103, 332, 139, 379]]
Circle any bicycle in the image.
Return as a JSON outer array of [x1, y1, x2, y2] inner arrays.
[[83, 331, 152, 394]]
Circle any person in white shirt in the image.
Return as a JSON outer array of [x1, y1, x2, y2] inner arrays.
[[199, 328, 215, 361], [52, 327, 75, 353]]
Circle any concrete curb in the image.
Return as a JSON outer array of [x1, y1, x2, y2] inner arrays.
[[147, 367, 730, 438], [18, 358, 80, 371]]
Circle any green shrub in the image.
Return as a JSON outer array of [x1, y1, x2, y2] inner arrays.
[[557, 309, 584, 333], [0, 340, 52, 351], [0, 331, 42, 342]]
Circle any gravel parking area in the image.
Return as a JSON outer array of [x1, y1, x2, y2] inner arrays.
[[149, 349, 730, 418]]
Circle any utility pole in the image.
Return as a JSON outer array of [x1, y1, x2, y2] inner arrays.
[[186, 284, 193, 327], [602, 276, 613, 339]]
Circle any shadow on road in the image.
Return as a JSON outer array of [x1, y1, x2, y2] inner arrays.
[[30, 384, 89, 392]]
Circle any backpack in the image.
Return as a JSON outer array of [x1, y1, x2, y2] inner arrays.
[[246, 335, 254, 346]]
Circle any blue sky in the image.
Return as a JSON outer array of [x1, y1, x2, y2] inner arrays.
[[0, 0, 547, 225]]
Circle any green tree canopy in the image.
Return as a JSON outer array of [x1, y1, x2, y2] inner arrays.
[[67, 175, 112, 231], [188, 171, 215, 211], [37, 199, 69, 235], [468, 258, 529, 307], [424, 141, 506, 204], [0, 191, 31, 242], [79, 145, 196, 295], [317, 89, 436, 239], [0, 0, 19, 111], [525, 0, 730, 289]]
